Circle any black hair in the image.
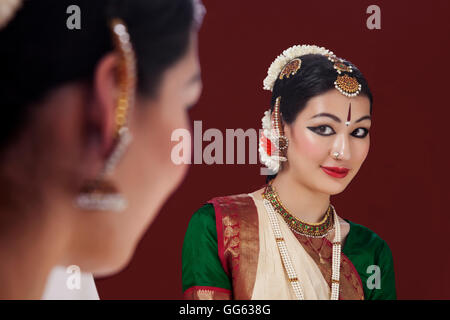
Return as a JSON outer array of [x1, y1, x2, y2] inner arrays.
[[266, 53, 373, 183], [0, 0, 195, 152]]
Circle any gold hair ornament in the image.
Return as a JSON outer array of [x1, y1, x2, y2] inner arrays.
[[279, 58, 302, 80], [326, 54, 362, 97]]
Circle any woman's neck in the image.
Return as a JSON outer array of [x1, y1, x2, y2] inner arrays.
[[271, 171, 330, 224], [0, 198, 71, 299]]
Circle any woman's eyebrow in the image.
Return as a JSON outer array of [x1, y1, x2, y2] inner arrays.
[[355, 115, 371, 123], [310, 113, 341, 123]]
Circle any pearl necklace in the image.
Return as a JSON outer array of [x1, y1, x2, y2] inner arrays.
[[262, 197, 341, 300]]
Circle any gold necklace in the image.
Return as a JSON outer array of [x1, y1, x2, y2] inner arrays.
[[262, 183, 334, 238]]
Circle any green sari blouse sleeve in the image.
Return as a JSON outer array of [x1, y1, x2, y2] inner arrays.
[[343, 220, 397, 300], [182, 203, 232, 293], [369, 239, 397, 300]]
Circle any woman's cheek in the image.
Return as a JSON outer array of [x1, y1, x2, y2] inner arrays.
[[162, 110, 190, 178], [355, 138, 370, 165], [151, 106, 187, 162], [294, 129, 328, 162], [348, 140, 370, 178]]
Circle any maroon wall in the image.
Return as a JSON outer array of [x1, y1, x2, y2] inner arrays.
[[96, 0, 450, 299]]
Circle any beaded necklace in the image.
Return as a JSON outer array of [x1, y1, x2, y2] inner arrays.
[[262, 183, 342, 300], [263, 183, 334, 238]]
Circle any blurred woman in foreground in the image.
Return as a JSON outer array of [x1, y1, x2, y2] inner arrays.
[[0, 0, 203, 299]]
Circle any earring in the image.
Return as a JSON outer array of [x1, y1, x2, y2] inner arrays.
[[75, 18, 136, 213], [259, 96, 289, 173], [272, 96, 289, 157]]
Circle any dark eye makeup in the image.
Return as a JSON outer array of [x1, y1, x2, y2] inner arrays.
[[351, 127, 369, 138], [307, 125, 369, 138], [307, 125, 335, 136]]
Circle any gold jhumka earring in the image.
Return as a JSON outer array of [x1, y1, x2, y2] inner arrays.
[[75, 18, 136, 212], [272, 96, 289, 158]]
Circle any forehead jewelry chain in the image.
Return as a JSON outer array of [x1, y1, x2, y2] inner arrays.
[[262, 188, 342, 300]]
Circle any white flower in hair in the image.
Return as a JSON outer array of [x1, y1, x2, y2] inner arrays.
[[0, 0, 22, 29], [263, 44, 334, 91], [258, 110, 287, 173]]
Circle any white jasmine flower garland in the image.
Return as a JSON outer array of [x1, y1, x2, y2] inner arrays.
[[259, 110, 287, 173], [263, 44, 333, 92]]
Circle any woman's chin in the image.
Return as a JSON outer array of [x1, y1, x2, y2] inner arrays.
[[92, 255, 133, 279], [89, 240, 139, 278], [315, 179, 350, 196]]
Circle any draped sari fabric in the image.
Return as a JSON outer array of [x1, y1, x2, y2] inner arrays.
[[249, 192, 364, 300], [182, 192, 396, 300]]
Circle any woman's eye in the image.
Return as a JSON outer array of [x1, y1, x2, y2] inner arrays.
[[351, 127, 369, 138], [307, 125, 336, 136]]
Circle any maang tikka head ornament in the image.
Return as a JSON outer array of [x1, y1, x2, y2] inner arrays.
[[259, 45, 362, 173], [326, 53, 362, 97], [75, 18, 136, 212]]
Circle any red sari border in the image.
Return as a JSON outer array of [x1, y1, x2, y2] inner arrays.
[[322, 237, 365, 299], [208, 198, 230, 276], [208, 194, 260, 300]]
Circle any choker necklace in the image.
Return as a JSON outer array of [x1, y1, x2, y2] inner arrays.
[[263, 183, 334, 238]]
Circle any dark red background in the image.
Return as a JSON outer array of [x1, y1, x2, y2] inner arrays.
[[96, 0, 450, 299]]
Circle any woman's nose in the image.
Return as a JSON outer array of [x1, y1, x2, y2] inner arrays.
[[331, 133, 351, 161]]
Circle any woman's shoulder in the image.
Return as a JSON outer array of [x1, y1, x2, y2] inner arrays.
[[188, 203, 216, 232], [191, 191, 261, 218], [188, 190, 262, 230], [184, 203, 218, 251], [344, 219, 392, 254]]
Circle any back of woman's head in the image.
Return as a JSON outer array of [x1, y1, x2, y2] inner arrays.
[[0, 0, 195, 152], [0, 0, 203, 282]]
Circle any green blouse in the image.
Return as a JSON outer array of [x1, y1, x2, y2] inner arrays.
[[182, 203, 397, 300]]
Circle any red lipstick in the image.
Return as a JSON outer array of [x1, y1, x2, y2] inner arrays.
[[320, 166, 349, 178]]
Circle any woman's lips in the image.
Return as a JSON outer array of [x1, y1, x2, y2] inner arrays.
[[320, 166, 349, 178]]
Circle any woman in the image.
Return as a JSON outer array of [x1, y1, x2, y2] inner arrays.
[[182, 45, 396, 300], [0, 0, 203, 299]]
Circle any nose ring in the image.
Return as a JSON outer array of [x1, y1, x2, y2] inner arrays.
[[333, 152, 341, 160]]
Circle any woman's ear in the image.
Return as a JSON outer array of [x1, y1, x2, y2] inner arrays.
[[283, 122, 292, 140], [91, 53, 120, 159], [75, 52, 121, 180]]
